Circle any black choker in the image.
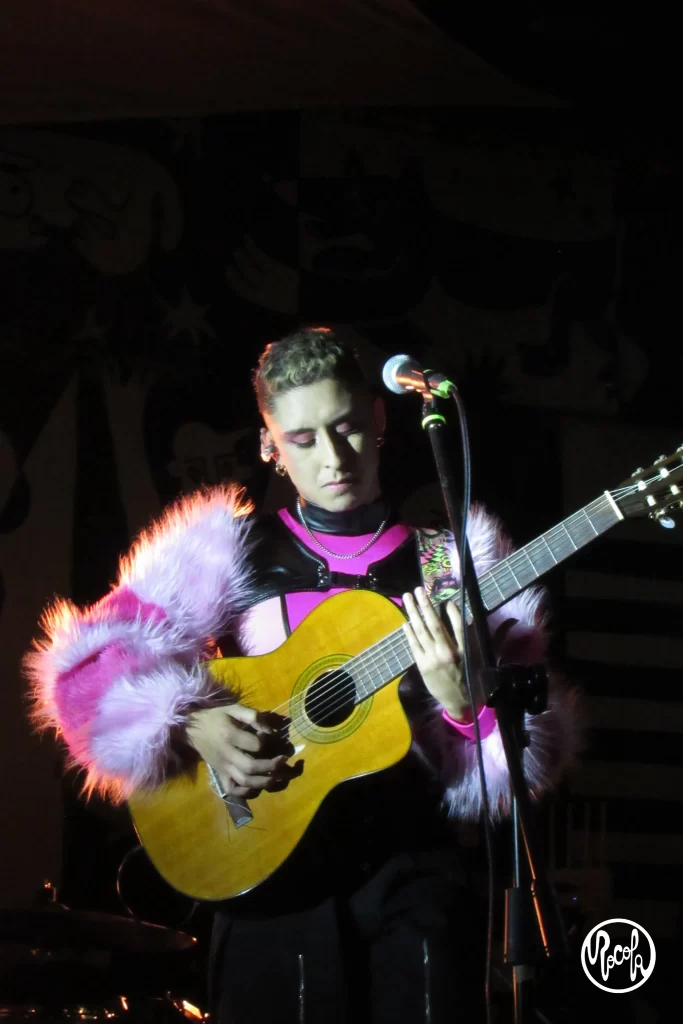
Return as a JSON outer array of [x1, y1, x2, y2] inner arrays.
[[293, 496, 393, 536]]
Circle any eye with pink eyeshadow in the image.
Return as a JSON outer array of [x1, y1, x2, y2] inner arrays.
[[285, 431, 315, 448], [286, 422, 360, 448], [336, 422, 358, 436]]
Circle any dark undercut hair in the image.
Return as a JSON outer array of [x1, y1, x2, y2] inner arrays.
[[252, 326, 369, 415]]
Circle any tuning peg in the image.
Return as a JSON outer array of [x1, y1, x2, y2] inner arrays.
[[631, 467, 644, 477], [654, 454, 667, 463], [677, 444, 683, 452], [650, 504, 680, 529]]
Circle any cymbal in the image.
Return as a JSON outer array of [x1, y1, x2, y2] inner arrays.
[[0, 904, 197, 953]]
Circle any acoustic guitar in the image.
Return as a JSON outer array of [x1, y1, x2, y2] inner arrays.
[[128, 448, 683, 900]]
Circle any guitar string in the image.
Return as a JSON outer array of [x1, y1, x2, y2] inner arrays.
[[255, 490, 631, 738], [278, 475, 671, 733], [262, 488, 636, 735], [270, 490, 639, 734]]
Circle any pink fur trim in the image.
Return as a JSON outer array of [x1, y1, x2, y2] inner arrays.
[[235, 597, 288, 657], [100, 587, 168, 626], [87, 661, 228, 801], [118, 484, 254, 643], [413, 504, 581, 819], [25, 598, 180, 738], [437, 675, 582, 821], [24, 485, 253, 800], [60, 660, 227, 802]]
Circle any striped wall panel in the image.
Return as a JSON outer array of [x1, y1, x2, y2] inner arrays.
[[554, 417, 682, 1007]]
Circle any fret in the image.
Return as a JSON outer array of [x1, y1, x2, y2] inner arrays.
[[521, 548, 539, 579], [589, 495, 622, 533], [487, 551, 536, 606], [348, 632, 411, 706], [582, 508, 599, 536], [507, 561, 523, 587], [390, 632, 414, 674], [540, 534, 558, 565], [489, 574, 506, 604], [375, 644, 394, 685], [561, 522, 578, 550], [381, 647, 401, 679], [349, 493, 625, 707], [490, 560, 521, 603], [350, 662, 370, 700]]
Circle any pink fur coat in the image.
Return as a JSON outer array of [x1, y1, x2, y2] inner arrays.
[[24, 485, 580, 816]]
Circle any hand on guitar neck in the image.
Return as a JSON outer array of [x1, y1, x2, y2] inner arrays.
[[403, 587, 473, 722], [403, 587, 521, 722], [185, 704, 297, 799]]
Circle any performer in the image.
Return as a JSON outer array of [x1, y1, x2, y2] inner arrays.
[[26, 327, 580, 1023]]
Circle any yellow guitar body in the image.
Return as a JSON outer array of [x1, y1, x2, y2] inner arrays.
[[128, 590, 411, 901]]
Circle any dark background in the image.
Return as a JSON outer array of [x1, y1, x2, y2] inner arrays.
[[0, 4, 681, 1018]]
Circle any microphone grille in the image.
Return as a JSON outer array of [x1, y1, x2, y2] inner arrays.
[[381, 353, 413, 395]]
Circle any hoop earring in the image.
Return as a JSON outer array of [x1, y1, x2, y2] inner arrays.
[[275, 462, 288, 477]]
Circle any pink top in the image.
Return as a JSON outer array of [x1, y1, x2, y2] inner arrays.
[[235, 508, 489, 742], [443, 705, 497, 740], [278, 508, 412, 629]]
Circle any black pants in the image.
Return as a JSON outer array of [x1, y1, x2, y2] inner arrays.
[[214, 848, 485, 1023]]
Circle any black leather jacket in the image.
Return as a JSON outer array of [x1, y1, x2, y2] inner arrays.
[[238, 501, 425, 613]]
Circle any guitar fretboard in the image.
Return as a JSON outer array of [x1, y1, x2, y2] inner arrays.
[[345, 492, 622, 702]]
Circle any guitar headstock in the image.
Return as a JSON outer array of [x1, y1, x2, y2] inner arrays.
[[612, 446, 683, 527]]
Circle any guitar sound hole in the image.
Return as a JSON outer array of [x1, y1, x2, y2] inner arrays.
[[304, 669, 356, 727]]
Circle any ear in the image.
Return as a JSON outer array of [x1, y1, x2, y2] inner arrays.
[[373, 396, 386, 439], [260, 426, 277, 462]]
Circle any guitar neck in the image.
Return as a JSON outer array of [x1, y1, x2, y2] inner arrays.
[[476, 491, 623, 613], [349, 491, 624, 701]]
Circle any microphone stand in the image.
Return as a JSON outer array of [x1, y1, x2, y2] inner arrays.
[[419, 392, 569, 1024]]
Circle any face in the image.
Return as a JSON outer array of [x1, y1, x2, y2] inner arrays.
[[263, 378, 384, 511]]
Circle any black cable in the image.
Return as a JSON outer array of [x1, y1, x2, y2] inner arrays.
[[115, 843, 199, 931], [115, 844, 145, 921], [450, 387, 496, 1024]]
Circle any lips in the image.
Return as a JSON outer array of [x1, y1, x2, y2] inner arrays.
[[325, 478, 355, 490]]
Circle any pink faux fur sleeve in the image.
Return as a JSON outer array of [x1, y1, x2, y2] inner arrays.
[[23, 485, 255, 802], [411, 506, 581, 821]]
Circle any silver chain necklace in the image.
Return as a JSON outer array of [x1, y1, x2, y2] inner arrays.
[[295, 496, 389, 560]]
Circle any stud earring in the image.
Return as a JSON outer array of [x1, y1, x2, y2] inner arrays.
[[376, 435, 385, 448], [275, 462, 288, 477]]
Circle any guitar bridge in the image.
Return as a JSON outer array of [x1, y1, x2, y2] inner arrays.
[[206, 763, 254, 828]]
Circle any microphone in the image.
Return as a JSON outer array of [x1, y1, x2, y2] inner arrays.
[[381, 354, 454, 399]]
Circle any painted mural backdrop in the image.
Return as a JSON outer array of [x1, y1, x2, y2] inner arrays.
[[1, 109, 680, 1009]]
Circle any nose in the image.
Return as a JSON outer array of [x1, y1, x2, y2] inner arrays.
[[318, 430, 345, 469]]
